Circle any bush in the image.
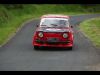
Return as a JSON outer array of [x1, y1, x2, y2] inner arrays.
[[1, 4, 23, 10]]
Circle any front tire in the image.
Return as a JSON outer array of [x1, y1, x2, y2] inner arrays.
[[68, 46, 73, 50], [34, 46, 39, 50]]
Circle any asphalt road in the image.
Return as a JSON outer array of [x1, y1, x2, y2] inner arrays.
[[0, 14, 100, 71]]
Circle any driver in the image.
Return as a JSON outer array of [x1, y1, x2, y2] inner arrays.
[[59, 20, 65, 26]]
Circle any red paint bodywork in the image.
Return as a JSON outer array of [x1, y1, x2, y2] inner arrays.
[[33, 14, 74, 47]]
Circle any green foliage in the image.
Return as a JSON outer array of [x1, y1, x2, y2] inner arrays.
[[0, 5, 10, 27], [1, 4, 23, 10], [79, 17, 100, 47]]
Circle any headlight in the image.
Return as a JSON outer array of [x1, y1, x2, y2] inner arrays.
[[38, 32, 43, 38], [63, 33, 68, 38]]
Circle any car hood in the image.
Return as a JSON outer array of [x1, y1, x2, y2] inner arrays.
[[37, 28, 69, 33]]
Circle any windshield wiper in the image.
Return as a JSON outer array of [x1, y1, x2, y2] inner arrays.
[[40, 25, 49, 27], [41, 25, 54, 28], [58, 26, 62, 29], [51, 24, 58, 26], [51, 24, 58, 29], [41, 25, 47, 26]]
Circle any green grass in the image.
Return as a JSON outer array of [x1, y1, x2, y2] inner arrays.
[[0, 14, 41, 46], [0, 4, 100, 47], [0, 28, 15, 45], [79, 17, 100, 48]]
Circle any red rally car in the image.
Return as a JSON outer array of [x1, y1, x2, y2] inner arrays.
[[33, 14, 74, 50]]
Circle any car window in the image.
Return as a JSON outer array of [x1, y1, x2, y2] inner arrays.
[[40, 18, 69, 28]]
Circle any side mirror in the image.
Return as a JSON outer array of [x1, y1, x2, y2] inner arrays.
[[37, 24, 38, 27], [71, 25, 73, 28]]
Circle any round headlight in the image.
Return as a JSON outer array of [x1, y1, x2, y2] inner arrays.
[[38, 32, 43, 38], [63, 33, 68, 38]]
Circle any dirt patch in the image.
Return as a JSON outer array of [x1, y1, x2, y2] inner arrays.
[[86, 63, 100, 71]]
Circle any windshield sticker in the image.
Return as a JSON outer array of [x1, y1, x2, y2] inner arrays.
[[42, 18, 68, 21], [41, 19, 45, 22], [46, 29, 61, 31]]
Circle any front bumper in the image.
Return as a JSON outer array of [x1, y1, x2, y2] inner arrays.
[[33, 34, 73, 47], [35, 40, 70, 43], [33, 40, 73, 47]]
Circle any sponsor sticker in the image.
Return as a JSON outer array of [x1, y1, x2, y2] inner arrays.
[[46, 29, 61, 31]]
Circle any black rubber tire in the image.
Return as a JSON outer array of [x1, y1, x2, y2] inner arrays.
[[34, 46, 39, 50], [68, 46, 73, 50]]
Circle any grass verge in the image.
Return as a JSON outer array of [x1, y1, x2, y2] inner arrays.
[[79, 17, 100, 48], [0, 14, 41, 46]]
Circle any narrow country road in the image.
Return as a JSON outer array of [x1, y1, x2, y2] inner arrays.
[[0, 14, 100, 71]]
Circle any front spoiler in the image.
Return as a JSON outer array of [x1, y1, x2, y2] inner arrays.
[[35, 40, 70, 43]]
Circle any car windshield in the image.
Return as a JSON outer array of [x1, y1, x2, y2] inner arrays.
[[39, 18, 69, 28]]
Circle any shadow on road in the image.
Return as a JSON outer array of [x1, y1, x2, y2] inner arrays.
[[34, 46, 72, 51]]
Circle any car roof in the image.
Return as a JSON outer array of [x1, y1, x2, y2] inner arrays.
[[41, 14, 69, 19]]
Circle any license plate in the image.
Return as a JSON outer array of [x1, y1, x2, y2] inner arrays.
[[47, 38, 59, 41]]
